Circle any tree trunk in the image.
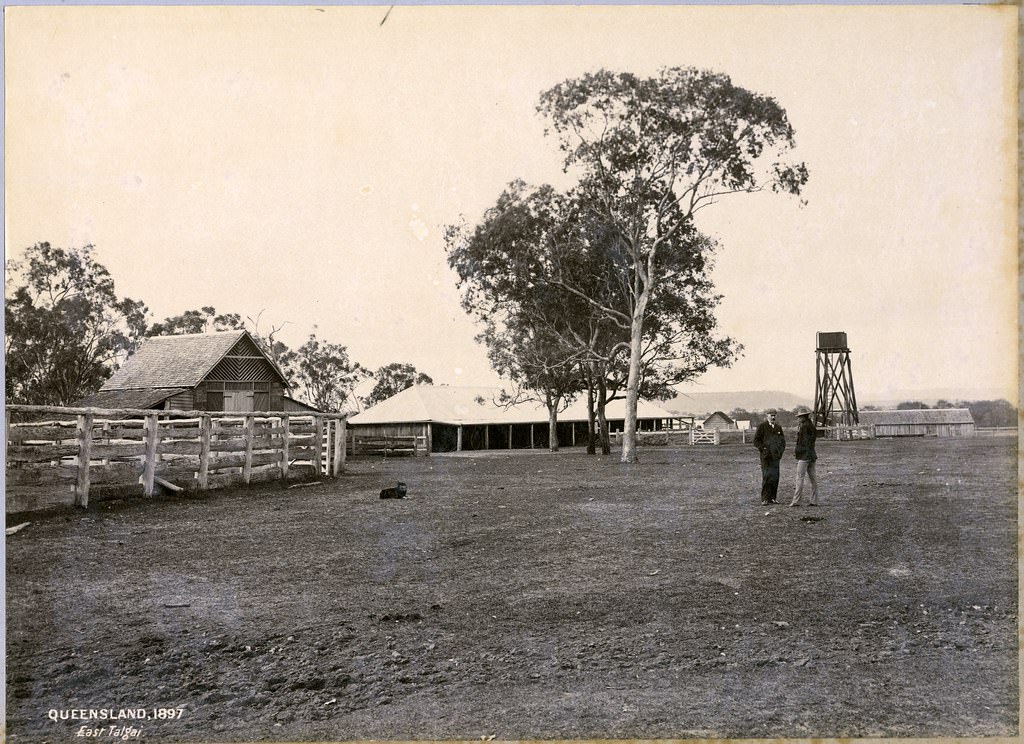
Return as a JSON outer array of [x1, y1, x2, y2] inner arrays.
[[597, 376, 611, 456], [547, 394, 560, 452], [586, 375, 597, 455], [620, 310, 646, 463]]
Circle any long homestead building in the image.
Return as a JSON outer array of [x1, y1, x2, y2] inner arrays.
[[348, 385, 687, 453], [78, 330, 312, 413], [859, 408, 976, 438]]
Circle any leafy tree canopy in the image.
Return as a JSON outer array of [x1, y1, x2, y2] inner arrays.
[[964, 399, 1016, 428], [5, 242, 148, 405], [291, 332, 368, 414], [146, 307, 245, 336], [363, 363, 433, 409]]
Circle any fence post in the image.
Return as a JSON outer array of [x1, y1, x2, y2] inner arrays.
[[280, 415, 291, 480], [76, 413, 94, 508], [198, 414, 211, 490], [332, 418, 344, 476], [714, 429, 720, 445], [312, 416, 323, 477], [142, 412, 159, 496], [243, 414, 254, 484]]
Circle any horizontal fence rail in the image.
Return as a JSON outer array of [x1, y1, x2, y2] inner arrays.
[[824, 424, 875, 440], [347, 433, 427, 457], [6, 405, 346, 514], [974, 426, 1018, 437]]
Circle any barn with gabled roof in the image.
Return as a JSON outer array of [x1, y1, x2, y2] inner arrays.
[[77, 330, 310, 412]]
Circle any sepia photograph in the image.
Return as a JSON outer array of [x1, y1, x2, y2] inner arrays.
[[4, 3, 1019, 742]]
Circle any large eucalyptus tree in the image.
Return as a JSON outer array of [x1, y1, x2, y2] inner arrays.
[[537, 67, 808, 462]]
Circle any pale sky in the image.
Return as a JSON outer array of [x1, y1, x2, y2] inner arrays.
[[5, 4, 1018, 404]]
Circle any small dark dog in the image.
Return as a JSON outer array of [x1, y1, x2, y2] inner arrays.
[[379, 482, 407, 499]]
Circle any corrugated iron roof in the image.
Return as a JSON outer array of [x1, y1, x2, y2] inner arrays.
[[860, 408, 975, 425], [348, 385, 681, 426], [101, 331, 284, 390]]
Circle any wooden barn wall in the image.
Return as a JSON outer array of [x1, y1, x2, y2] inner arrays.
[[193, 381, 287, 411], [281, 397, 315, 413], [164, 391, 194, 411], [873, 423, 975, 437], [704, 416, 734, 431]]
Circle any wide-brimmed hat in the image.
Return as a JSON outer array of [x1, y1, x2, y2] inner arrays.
[[794, 405, 812, 417]]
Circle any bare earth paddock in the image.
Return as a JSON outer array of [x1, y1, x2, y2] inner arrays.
[[5, 437, 1019, 741]]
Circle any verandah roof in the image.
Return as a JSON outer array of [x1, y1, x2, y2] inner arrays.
[[348, 385, 683, 427]]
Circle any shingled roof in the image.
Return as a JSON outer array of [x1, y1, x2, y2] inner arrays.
[[100, 330, 285, 390], [77, 388, 188, 409]]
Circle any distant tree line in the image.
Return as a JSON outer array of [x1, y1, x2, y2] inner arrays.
[[732, 401, 1017, 429], [5, 242, 431, 413], [886, 399, 1015, 428]]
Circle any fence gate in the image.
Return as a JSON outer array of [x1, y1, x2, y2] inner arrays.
[[689, 429, 720, 445]]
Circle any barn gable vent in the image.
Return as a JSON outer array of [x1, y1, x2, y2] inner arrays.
[[207, 356, 278, 382], [228, 335, 263, 357]]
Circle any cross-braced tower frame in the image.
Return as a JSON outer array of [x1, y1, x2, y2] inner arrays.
[[814, 331, 859, 427]]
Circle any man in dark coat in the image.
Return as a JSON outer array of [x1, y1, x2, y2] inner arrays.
[[790, 406, 819, 506], [753, 409, 786, 505]]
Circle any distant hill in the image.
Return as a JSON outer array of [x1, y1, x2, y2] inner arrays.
[[664, 389, 810, 417], [865, 388, 1016, 407], [660, 387, 1016, 418]]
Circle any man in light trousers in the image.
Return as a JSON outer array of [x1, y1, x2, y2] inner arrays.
[[790, 406, 819, 506]]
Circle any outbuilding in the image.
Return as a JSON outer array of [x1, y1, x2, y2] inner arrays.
[[702, 411, 736, 431], [77, 330, 311, 412], [347, 385, 688, 453], [859, 408, 976, 437]]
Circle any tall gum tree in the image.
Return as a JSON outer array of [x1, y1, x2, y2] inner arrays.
[[537, 67, 808, 463], [448, 177, 739, 456], [5, 243, 148, 406]]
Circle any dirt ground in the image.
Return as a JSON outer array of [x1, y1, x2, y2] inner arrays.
[[5, 436, 1019, 742]]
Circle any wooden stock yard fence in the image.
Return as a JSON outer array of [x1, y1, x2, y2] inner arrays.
[[347, 433, 427, 457], [5, 405, 346, 514]]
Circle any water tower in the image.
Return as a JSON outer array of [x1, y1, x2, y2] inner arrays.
[[814, 331, 859, 427]]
